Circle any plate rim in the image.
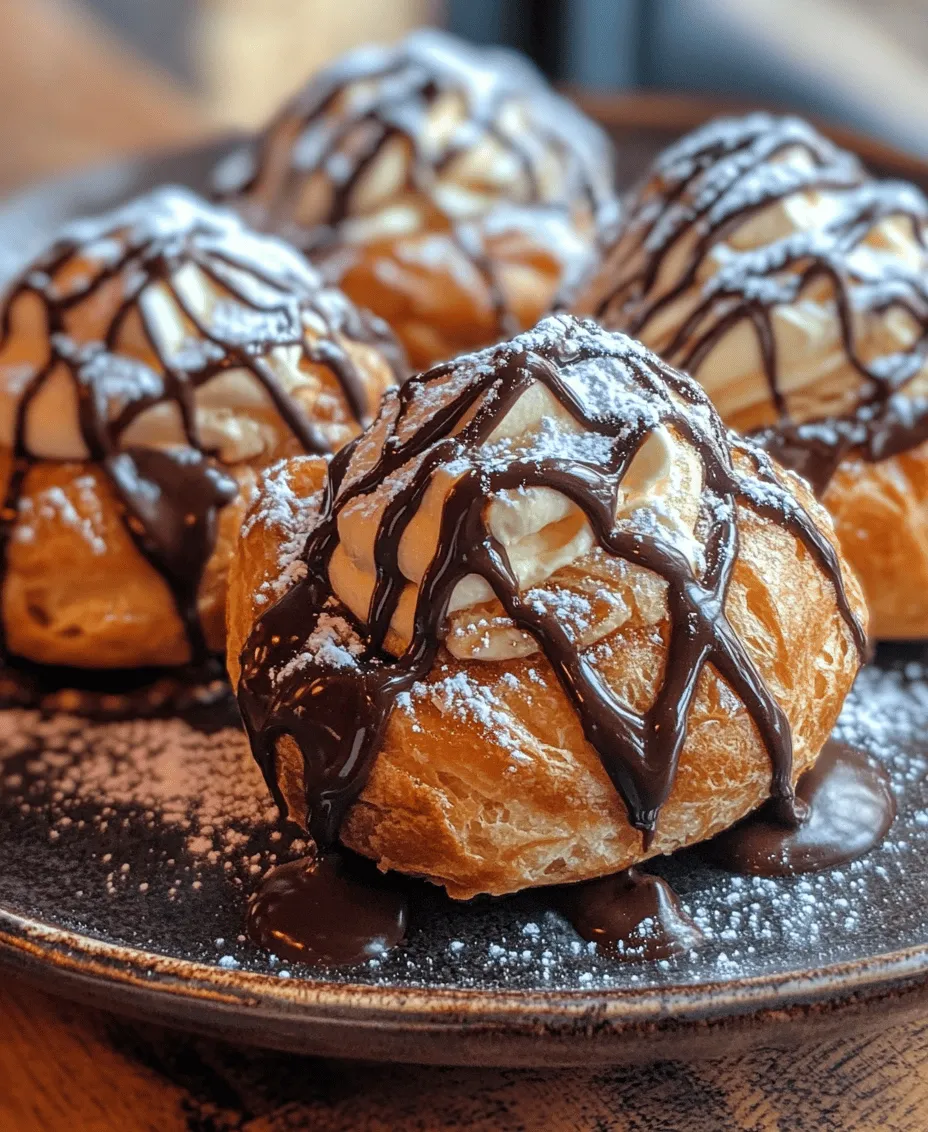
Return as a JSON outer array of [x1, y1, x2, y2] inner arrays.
[[5, 906, 928, 1066], [5, 903, 928, 1022]]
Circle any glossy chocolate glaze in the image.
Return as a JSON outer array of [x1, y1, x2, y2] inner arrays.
[[556, 868, 704, 961], [0, 188, 401, 671], [238, 316, 864, 858], [706, 739, 896, 876], [587, 114, 928, 494], [245, 856, 702, 971], [214, 30, 616, 345], [246, 853, 408, 966]]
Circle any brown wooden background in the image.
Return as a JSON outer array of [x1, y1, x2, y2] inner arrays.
[[6, 977, 928, 1130]]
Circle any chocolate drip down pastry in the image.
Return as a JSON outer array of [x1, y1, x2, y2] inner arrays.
[[229, 314, 865, 899], [0, 186, 399, 677], [574, 112, 928, 638], [214, 29, 617, 370]]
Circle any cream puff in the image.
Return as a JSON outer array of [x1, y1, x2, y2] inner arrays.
[[574, 112, 928, 638], [0, 186, 399, 692], [214, 29, 617, 369], [229, 314, 865, 899]]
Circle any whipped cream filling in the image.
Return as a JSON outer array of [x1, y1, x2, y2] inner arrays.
[[328, 375, 704, 661], [634, 146, 928, 427], [319, 103, 583, 248], [0, 241, 343, 466], [230, 30, 612, 248]]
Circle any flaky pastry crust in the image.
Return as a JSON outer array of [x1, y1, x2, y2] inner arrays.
[[696, 401, 928, 640], [823, 441, 928, 639], [1, 353, 392, 671], [321, 214, 593, 372], [2, 453, 250, 669], [228, 452, 866, 898]]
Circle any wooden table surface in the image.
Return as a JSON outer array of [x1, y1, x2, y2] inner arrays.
[[1, 2, 928, 1129], [6, 976, 928, 1131]]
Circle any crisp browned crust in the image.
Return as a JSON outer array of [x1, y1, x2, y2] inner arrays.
[[226, 454, 329, 686], [1, 344, 394, 671], [1, 454, 251, 668], [823, 440, 928, 639], [228, 453, 866, 898], [328, 216, 593, 372]]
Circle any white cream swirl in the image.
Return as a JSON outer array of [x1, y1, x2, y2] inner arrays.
[[327, 324, 705, 661], [0, 187, 376, 466], [578, 122, 928, 429]]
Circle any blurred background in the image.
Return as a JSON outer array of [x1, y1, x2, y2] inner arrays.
[[1, 0, 926, 194]]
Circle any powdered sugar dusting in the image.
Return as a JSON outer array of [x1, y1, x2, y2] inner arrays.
[[405, 666, 532, 763], [1, 650, 927, 990], [244, 458, 322, 605], [0, 708, 297, 899], [272, 612, 364, 683]]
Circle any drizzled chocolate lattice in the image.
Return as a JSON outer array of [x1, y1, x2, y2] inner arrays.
[[215, 29, 614, 236], [214, 30, 616, 354], [238, 315, 864, 853], [0, 186, 401, 667], [582, 113, 928, 494]]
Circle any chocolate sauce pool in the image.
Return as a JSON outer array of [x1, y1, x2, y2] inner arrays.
[[248, 859, 707, 967], [246, 854, 408, 966], [706, 739, 896, 876], [246, 739, 895, 969], [555, 868, 704, 961]]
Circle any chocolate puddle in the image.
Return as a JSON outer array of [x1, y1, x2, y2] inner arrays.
[[247, 856, 702, 969], [242, 737, 895, 969], [705, 739, 896, 876], [246, 853, 408, 967], [555, 868, 704, 961]]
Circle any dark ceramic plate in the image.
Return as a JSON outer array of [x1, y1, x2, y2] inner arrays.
[[2, 96, 928, 1068]]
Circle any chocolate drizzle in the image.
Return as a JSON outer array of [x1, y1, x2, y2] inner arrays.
[[586, 113, 928, 494], [105, 447, 238, 663], [238, 315, 864, 855], [214, 30, 615, 354], [0, 187, 401, 667]]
